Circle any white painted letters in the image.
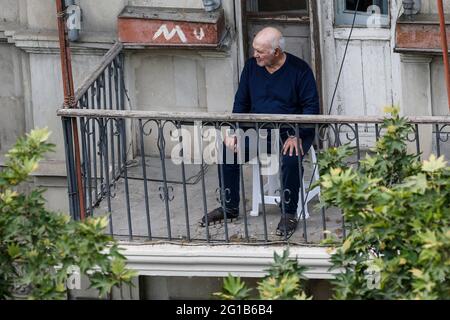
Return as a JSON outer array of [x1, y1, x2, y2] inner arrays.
[[193, 28, 205, 41], [153, 24, 187, 43]]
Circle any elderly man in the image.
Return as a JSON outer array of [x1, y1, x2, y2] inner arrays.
[[200, 27, 320, 238]]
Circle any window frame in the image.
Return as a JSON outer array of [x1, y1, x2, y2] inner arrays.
[[335, 0, 390, 27], [246, 0, 309, 17]]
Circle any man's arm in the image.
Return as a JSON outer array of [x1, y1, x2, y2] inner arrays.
[[298, 66, 320, 116], [283, 67, 319, 156], [297, 66, 320, 139], [232, 61, 251, 114]]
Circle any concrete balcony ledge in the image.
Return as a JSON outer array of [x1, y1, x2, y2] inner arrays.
[[0, 24, 232, 56], [120, 243, 338, 279], [0, 26, 116, 54], [395, 13, 450, 55], [0, 21, 20, 41]]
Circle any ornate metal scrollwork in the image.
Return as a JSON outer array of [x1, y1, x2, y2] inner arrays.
[[338, 123, 358, 144], [406, 124, 419, 143], [216, 187, 232, 205], [436, 124, 450, 143], [159, 185, 174, 202], [274, 188, 292, 206]]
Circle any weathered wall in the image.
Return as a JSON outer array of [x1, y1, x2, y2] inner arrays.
[[140, 276, 333, 300], [128, 48, 237, 156], [317, 0, 449, 158], [431, 57, 450, 116], [21, 0, 239, 159], [421, 1, 450, 14], [0, 0, 241, 212], [318, 1, 397, 118], [1, 0, 20, 23], [0, 44, 25, 155], [28, 53, 104, 160], [318, 0, 450, 118], [0, 0, 25, 154], [23, 0, 225, 32]]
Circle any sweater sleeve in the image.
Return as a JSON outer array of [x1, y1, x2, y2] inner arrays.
[[298, 65, 320, 116], [232, 60, 251, 114], [296, 65, 320, 140]]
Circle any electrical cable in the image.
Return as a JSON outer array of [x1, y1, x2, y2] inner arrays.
[[294, 0, 361, 233], [328, 0, 361, 116]]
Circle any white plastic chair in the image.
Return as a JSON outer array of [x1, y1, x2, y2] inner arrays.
[[250, 146, 320, 219]]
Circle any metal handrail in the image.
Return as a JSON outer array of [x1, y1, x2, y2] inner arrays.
[[57, 108, 450, 124], [74, 41, 124, 102]]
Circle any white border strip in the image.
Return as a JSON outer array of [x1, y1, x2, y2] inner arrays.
[[120, 244, 339, 279]]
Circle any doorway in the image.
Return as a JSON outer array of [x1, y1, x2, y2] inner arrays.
[[242, 0, 311, 64], [240, 0, 323, 113]]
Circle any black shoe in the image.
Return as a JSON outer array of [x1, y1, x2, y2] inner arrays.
[[200, 207, 239, 227], [276, 214, 298, 238]]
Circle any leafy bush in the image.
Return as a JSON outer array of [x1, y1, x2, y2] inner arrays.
[[318, 107, 450, 300], [214, 249, 311, 300], [0, 128, 137, 300]]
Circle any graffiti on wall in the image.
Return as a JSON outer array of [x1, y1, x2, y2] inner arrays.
[[152, 24, 207, 43]]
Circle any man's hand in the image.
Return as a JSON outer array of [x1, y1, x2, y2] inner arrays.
[[282, 136, 304, 157], [224, 135, 238, 153]]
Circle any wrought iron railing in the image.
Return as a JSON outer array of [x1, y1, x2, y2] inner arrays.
[[61, 42, 125, 220], [59, 108, 450, 245], [58, 42, 450, 245]]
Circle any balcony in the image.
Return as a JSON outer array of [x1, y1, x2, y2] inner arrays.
[[57, 42, 450, 247]]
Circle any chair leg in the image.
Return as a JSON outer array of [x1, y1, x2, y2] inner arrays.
[[267, 174, 278, 196], [297, 175, 310, 220], [250, 164, 260, 216], [296, 146, 321, 219]]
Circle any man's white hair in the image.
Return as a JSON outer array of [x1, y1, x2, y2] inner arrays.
[[271, 35, 286, 53]]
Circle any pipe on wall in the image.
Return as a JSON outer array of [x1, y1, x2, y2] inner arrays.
[[437, 0, 450, 110], [56, 0, 86, 220]]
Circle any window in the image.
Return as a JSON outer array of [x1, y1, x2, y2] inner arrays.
[[335, 0, 389, 27], [246, 0, 308, 14]]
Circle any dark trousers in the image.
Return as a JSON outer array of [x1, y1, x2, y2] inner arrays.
[[217, 131, 313, 215]]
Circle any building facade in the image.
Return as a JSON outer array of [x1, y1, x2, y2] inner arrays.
[[1, 0, 449, 299]]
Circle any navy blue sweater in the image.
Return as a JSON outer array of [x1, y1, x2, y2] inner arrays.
[[233, 53, 320, 140]]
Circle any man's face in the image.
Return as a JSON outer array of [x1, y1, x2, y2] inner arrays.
[[253, 41, 276, 67]]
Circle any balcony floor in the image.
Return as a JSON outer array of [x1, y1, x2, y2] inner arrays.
[[91, 156, 344, 244]]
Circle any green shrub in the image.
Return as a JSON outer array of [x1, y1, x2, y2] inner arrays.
[[214, 249, 311, 300], [0, 128, 137, 300], [318, 107, 450, 300]]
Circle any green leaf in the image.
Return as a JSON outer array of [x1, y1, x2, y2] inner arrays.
[[214, 274, 251, 300], [341, 237, 352, 253], [0, 128, 134, 300], [28, 127, 52, 144], [7, 244, 21, 259], [422, 155, 447, 173], [400, 174, 428, 194], [316, 106, 450, 300]]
